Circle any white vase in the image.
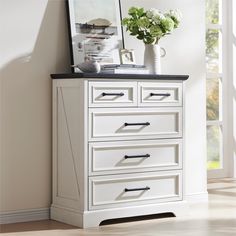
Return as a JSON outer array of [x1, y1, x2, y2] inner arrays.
[[144, 44, 166, 74]]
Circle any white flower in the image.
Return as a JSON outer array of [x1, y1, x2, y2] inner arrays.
[[146, 8, 159, 18], [147, 8, 165, 24], [169, 9, 182, 21], [153, 14, 165, 24]]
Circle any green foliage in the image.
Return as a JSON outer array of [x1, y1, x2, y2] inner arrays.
[[122, 7, 182, 44], [205, 1, 222, 170], [207, 161, 220, 170], [207, 79, 219, 120], [207, 126, 220, 167], [206, 0, 220, 121], [206, 29, 219, 60], [206, 0, 219, 24], [206, 0, 219, 73]]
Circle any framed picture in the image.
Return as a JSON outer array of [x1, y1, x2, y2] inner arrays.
[[67, 0, 124, 72], [120, 49, 136, 64]]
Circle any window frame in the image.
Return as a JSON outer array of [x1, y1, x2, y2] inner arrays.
[[206, 0, 230, 178]]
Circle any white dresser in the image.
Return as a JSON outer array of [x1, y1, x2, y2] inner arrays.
[[50, 74, 189, 228]]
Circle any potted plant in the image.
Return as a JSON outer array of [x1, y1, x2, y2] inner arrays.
[[122, 7, 182, 74]]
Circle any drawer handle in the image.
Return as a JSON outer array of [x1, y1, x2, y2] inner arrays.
[[124, 154, 150, 159], [124, 122, 150, 127], [150, 93, 171, 97], [102, 92, 124, 97], [125, 187, 150, 192]]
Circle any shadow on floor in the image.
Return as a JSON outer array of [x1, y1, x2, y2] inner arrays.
[[100, 212, 175, 226]]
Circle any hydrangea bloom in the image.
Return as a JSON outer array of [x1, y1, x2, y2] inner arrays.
[[122, 7, 182, 44]]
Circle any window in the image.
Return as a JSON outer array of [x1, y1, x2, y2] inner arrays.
[[206, 0, 228, 177]]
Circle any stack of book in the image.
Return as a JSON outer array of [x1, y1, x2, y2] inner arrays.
[[100, 64, 149, 74]]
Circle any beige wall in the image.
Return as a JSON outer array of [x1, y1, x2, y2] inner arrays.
[[0, 0, 206, 213], [0, 0, 70, 212]]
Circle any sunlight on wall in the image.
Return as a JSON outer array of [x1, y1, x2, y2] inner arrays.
[[0, 0, 48, 69], [0, 0, 70, 212]]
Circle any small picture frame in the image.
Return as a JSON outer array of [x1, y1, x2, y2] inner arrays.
[[120, 49, 136, 64]]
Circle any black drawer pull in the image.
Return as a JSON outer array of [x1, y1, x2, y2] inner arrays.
[[150, 93, 171, 97], [124, 154, 150, 159], [102, 92, 124, 97], [124, 122, 150, 127], [125, 187, 150, 192]]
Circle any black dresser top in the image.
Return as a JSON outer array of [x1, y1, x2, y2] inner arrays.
[[51, 73, 189, 80]]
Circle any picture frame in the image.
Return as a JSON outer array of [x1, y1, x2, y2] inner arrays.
[[66, 0, 124, 72], [120, 49, 136, 64]]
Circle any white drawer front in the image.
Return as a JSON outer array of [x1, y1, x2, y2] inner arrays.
[[89, 171, 182, 210], [138, 82, 182, 107], [89, 108, 182, 141], [89, 139, 182, 175], [89, 81, 137, 107]]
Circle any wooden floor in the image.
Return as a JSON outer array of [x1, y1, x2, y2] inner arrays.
[[1, 179, 236, 236]]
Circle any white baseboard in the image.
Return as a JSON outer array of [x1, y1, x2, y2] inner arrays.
[[0, 208, 50, 225], [0, 193, 208, 225], [186, 191, 209, 203]]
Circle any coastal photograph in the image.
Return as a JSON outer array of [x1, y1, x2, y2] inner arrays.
[[73, 0, 120, 35], [69, 0, 123, 65]]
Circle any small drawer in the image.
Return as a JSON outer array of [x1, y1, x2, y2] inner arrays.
[[89, 81, 137, 107], [89, 171, 182, 210], [89, 108, 182, 141], [138, 82, 182, 107], [89, 139, 182, 175]]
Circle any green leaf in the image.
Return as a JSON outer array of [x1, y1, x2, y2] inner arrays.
[[137, 35, 144, 40], [122, 18, 130, 26]]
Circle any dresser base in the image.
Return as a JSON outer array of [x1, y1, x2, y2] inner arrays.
[[51, 201, 189, 228]]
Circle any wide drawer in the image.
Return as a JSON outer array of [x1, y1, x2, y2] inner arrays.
[[89, 81, 137, 107], [89, 170, 182, 210], [138, 82, 182, 107], [89, 139, 182, 175], [89, 108, 182, 141]]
